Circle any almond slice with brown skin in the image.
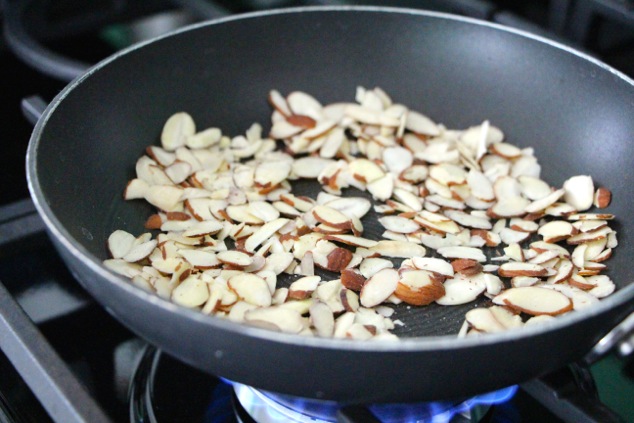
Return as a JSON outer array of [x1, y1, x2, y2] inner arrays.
[[444, 210, 492, 230], [369, 240, 426, 258], [498, 262, 548, 277], [323, 248, 353, 272], [524, 188, 565, 213], [341, 269, 366, 291], [493, 287, 572, 315], [594, 187, 612, 209], [217, 250, 253, 268], [359, 258, 394, 279], [451, 259, 483, 276], [124, 179, 150, 200], [340, 288, 360, 312], [182, 220, 224, 238], [537, 220, 575, 243], [410, 257, 455, 277], [323, 234, 378, 249], [586, 275, 615, 298], [312, 205, 352, 230], [538, 283, 599, 310], [394, 270, 445, 305], [566, 226, 612, 245], [437, 246, 487, 262], [288, 276, 321, 300], [360, 268, 399, 308], [378, 215, 420, 234], [179, 249, 220, 269]]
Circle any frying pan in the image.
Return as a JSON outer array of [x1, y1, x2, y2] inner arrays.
[[26, 6, 634, 404]]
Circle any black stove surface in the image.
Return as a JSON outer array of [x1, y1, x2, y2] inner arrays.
[[1, 1, 634, 422]]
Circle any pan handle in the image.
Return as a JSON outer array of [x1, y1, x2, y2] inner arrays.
[[584, 311, 634, 365], [21, 95, 48, 126]]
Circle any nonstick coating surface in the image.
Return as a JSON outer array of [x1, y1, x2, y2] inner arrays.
[[28, 7, 634, 402]]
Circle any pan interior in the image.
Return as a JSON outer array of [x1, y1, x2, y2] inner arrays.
[[31, 9, 634, 338]]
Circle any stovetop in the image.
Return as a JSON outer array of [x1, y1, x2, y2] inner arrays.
[[1, 1, 634, 422]]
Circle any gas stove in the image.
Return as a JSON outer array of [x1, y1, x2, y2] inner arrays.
[[1, 1, 634, 422]]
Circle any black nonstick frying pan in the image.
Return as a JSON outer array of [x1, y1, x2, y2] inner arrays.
[[26, 6, 634, 404]]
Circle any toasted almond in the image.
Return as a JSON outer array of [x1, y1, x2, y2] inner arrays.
[[394, 270, 445, 305], [341, 269, 366, 291], [323, 248, 353, 272], [493, 287, 572, 316], [451, 259, 483, 276]]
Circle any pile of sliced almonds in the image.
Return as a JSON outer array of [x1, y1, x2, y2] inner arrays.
[[104, 86, 617, 340]]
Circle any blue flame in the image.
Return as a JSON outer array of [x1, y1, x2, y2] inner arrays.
[[225, 378, 518, 423]]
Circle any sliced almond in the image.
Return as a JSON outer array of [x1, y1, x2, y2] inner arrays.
[[563, 175, 594, 212], [394, 270, 445, 305], [369, 240, 426, 258], [435, 275, 485, 305], [437, 246, 486, 262], [288, 276, 321, 300], [309, 301, 335, 337], [493, 287, 572, 315], [498, 262, 548, 277], [228, 273, 272, 307], [244, 218, 289, 252], [244, 307, 304, 334], [593, 187, 612, 209], [538, 220, 575, 243], [360, 268, 399, 307]]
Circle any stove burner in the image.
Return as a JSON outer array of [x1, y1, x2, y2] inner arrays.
[[230, 381, 517, 423]]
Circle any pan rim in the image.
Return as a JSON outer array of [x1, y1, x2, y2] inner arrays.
[[26, 5, 634, 353]]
